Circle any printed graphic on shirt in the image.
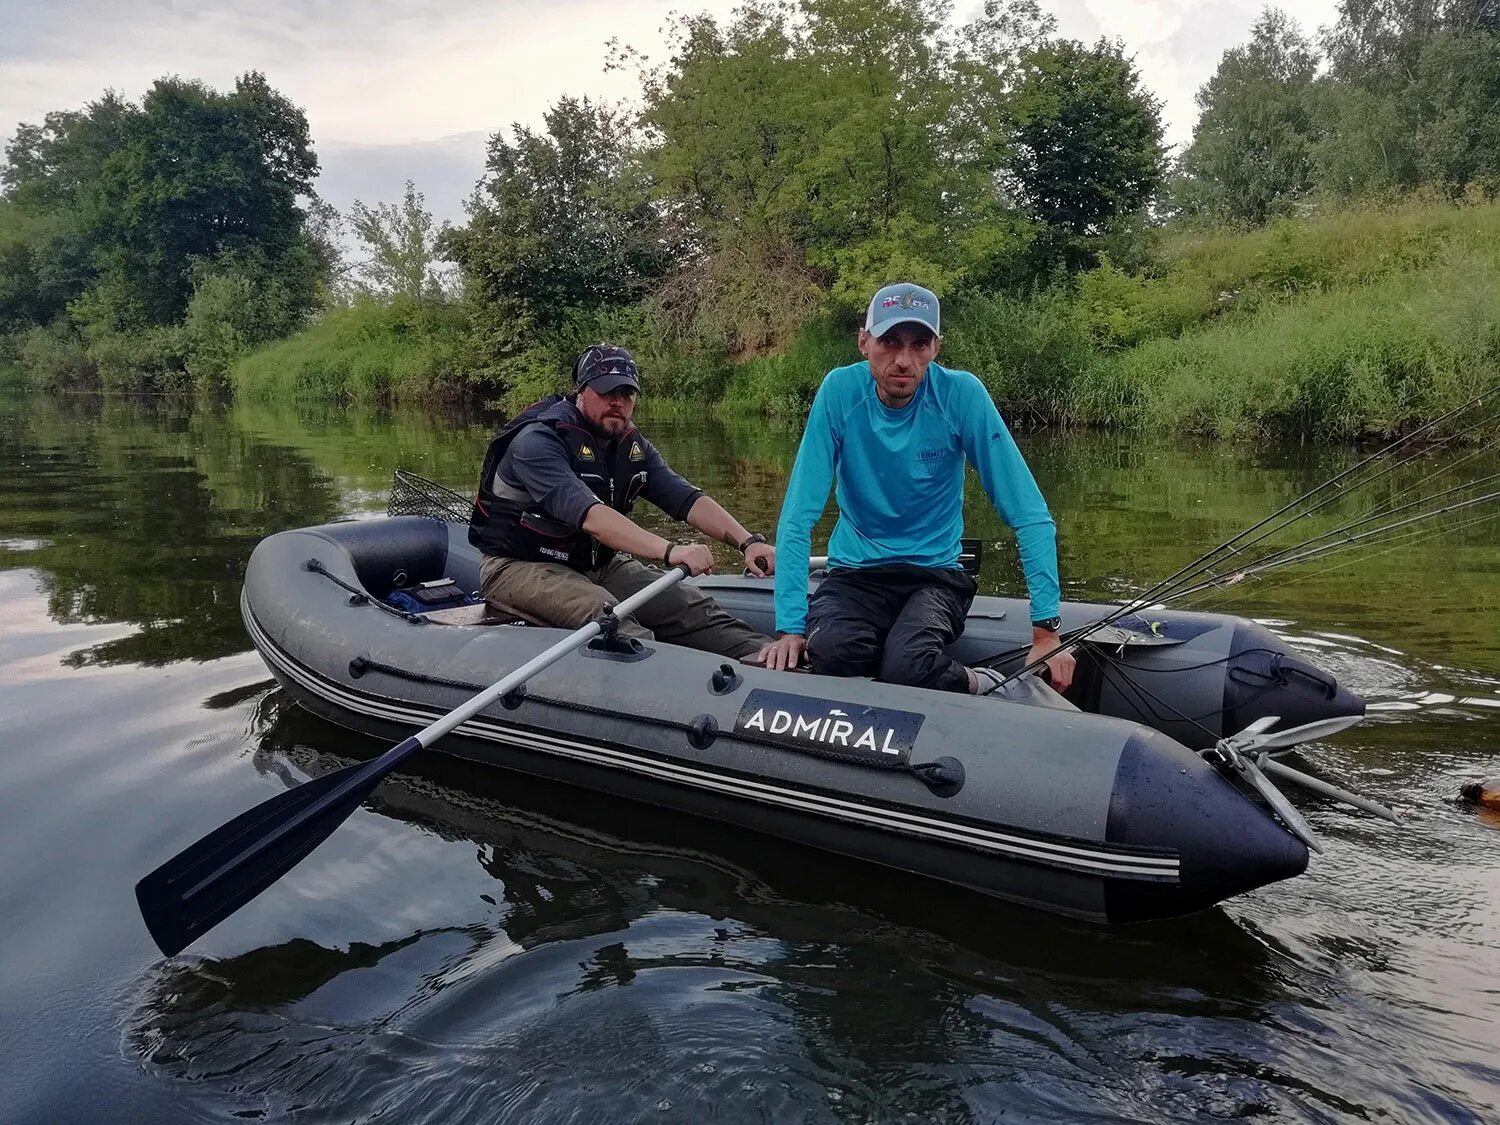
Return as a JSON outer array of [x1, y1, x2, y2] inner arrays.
[[917, 439, 954, 476]]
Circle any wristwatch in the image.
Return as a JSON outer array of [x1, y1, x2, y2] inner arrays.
[[1031, 616, 1062, 633], [737, 532, 768, 553]]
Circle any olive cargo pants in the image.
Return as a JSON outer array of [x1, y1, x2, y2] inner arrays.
[[479, 554, 771, 660]]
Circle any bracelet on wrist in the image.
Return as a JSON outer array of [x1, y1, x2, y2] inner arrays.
[[663, 542, 674, 566], [737, 532, 767, 554]]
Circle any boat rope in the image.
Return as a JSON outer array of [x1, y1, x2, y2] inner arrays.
[[303, 559, 427, 625], [345, 655, 967, 797]]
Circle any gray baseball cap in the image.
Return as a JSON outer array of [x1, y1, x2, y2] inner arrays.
[[865, 282, 941, 338], [572, 344, 641, 394]]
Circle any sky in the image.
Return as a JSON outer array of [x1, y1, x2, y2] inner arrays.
[[0, 0, 1343, 226]]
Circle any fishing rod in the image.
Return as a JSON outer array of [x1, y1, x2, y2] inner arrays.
[[1162, 479, 1500, 605], [1122, 401, 1500, 614], [996, 384, 1498, 688], [1189, 504, 1500, 615]]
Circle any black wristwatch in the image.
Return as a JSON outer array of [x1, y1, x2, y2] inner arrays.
[[737, 532, 767, 553], [1032, 616, 1062, 633]]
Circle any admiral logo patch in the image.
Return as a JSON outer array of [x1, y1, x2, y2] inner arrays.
[[734, 689, 924, 764], [629, 440, 644, 462], [578, 444, 595, 461]]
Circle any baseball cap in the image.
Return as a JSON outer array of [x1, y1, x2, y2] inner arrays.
[[572, 344, 641, 394], [865, 282, 940, 339]]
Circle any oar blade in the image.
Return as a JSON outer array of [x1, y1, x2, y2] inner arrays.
[[1241, 755, 1324, 854], [135, 757, 386, 957]]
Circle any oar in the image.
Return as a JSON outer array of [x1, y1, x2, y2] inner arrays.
[[1204, 715, 1400, 854], [135, 563, 691, 957]]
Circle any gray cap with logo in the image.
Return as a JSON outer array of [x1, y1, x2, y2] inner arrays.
[[865, 282, 941, 338], [572, 344, 641, 395]]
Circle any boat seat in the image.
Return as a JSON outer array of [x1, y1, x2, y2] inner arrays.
[[421, 604, 516, 626]]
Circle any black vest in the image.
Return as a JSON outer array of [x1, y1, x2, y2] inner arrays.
[[468, 396, 650, 571]]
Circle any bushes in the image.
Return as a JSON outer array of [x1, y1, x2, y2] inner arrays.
[[12, 323, 94, 391], [211, 197, 1500, 439], [1099, 246, 1500, 437], [230, 297, 465, 401], [943, 290, 1096, 424]]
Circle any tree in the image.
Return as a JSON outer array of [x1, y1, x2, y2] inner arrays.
[[444, 96, 679, 348], [1006, 37, 1164, 262], [636, 0, 1059, 311], [1316, 1, 1500, 199], [80, 73, 321, 330], [639, 3, 809, 241], [1175, 8, 1322, 224], [2, 73, 327, 390], [348, 181, 457, 301]]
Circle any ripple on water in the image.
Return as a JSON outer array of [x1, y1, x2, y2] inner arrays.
[[117, 733, 1500, 1124]]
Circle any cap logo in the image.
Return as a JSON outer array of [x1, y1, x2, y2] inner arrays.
[[883, 293, 931, 310]]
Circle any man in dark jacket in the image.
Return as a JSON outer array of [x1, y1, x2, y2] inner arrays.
[[470, 344, 776, 658]]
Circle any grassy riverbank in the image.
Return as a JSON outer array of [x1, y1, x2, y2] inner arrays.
[[215, 200, 1500, 438]]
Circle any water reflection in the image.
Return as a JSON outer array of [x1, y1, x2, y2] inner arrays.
[[127, 690, 1310, 1122], [1, 389, 1495, 1121]]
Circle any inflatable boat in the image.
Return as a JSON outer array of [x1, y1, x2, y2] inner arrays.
[[241, 513, 1367, 924]]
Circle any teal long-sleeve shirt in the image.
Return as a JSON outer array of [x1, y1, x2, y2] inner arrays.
[[773, 361, 1061, 635]]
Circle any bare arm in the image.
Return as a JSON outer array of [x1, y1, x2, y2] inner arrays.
[[581, 504, 714, 575], [684, 495, 776, 575], [684, 495, 749, 550]]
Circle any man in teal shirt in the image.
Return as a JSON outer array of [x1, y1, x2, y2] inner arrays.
[[760, 282, 1075, 695]]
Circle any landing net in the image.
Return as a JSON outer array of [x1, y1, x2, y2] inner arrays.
[[387, 469, 471, 524]]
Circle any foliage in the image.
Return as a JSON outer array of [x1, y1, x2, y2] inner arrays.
[[348, 181, 459, 301], [1176, 3, 1500, 220], [1005, 37, 1165, 266], [444, 97, 679, 354], [1, 72, 326, 390], [1173, 9, 1321, 225], [1098, 243, 1500, 437], [230, 296, 467, 402]]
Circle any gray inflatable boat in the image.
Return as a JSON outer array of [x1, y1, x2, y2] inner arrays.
[[242, 515, 1367, 924]]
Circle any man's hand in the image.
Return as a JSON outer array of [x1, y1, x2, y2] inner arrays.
[[744, 542, 776, 576], [758, 633, 806, 671], [668, 543, 715, 576], [1027, 630, 1075, 693]]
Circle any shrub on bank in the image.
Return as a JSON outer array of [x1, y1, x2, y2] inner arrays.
[[212, 198, 1500, 436], [1101, 244, 1500, 437], [230, 297, 467, 401]]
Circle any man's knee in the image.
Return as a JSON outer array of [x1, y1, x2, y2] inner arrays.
[[807, 622, 878, 678], [877, 645, 952, 690]]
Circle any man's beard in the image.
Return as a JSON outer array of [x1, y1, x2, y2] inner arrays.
[[593, 412, 631, 436]]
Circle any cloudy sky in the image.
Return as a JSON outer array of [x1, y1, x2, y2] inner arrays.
[[0, 0, 1342, 225]]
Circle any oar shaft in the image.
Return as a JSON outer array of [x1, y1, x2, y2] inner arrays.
[[182, 565, 689, 902], [404, 564, 687, 752], [1261, 758, 1401, 823]]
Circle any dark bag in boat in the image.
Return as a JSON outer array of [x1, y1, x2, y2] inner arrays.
[[388, 578, 482, 614]]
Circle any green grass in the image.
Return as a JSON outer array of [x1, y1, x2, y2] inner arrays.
[[230, 296, 468, 402], [175, 198, 1500, 437], [1090, 242, 1500, 437]]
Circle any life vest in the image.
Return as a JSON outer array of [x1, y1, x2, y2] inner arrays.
[[468, 396, 650, 570]]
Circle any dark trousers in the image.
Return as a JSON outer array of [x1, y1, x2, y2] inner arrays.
[[805, 564, 977, 694]]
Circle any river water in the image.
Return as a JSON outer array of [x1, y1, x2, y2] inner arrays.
[[1, 392, 1497, 1123]]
